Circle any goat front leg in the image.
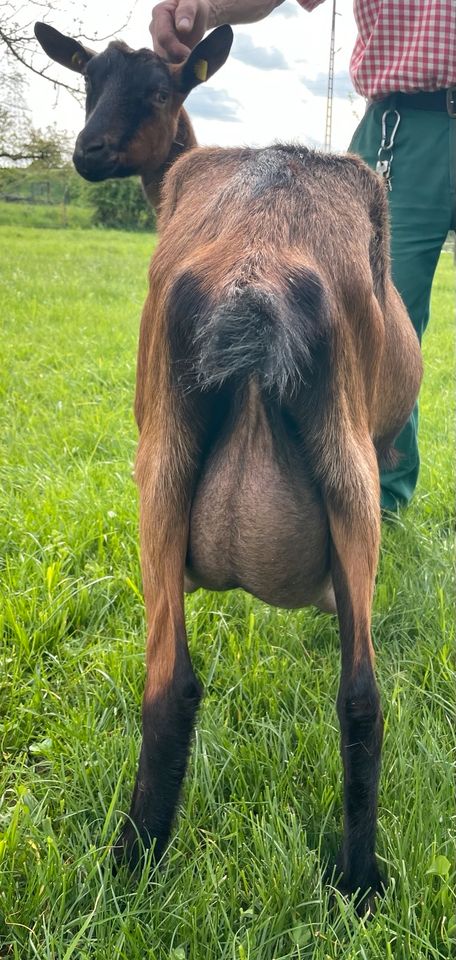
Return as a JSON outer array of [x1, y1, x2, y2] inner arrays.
[[115, 416, 201, 870], [326, 443, 385, 911]]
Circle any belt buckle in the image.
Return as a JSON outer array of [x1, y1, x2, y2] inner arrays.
[[447, 87, 456, 117]]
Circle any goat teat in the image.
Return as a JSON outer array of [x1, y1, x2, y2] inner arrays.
[[34, 22, 233, 185]]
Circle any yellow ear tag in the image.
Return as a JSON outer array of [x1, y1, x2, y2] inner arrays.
[[71, 52, 83, 69], [194, 59, 208, 82]]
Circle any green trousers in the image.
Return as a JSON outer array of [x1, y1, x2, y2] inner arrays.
[[349, 96, 456, 510]]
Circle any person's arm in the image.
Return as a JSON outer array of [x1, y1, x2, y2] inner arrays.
[[151, 0, 285, 61]]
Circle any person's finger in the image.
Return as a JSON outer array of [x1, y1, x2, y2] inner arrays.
[[150, 4, 192, 61], [174, 0, 199, 32]]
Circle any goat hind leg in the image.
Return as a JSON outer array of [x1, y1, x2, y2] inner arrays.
[[327, 447, 385, 911], [114, 420, 202, 870]]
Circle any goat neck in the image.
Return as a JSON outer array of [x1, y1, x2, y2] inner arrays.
[[141, 108, 197, 212]]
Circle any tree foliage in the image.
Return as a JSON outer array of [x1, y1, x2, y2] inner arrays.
[[0, 96, 73, 167], [89, 178, 156, 231], [25, 126, 73, 168]]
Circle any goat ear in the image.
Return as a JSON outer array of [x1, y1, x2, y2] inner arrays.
[[34, 22, 95, 73], [176, 25, 233, 94]]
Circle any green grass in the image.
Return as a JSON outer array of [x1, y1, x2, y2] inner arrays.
[[0, 202, 94, 229], [0, 226, 454, 959]]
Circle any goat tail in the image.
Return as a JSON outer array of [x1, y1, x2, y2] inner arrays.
[[194, 266, 331, 401]]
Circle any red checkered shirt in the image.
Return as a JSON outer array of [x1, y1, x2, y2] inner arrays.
[[297, 0, 456, 99]]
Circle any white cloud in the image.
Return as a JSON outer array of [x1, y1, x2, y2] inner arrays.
[[231, 33, 288, 70], [187, 86, 242, 122]]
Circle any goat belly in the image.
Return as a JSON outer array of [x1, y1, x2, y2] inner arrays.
[[186, 401, 331, 610]]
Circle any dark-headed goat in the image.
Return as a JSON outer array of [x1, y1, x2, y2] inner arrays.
[[35, 21, 423, 911]]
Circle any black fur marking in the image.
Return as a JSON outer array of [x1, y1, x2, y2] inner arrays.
[[336, 675, 384, 896], [328, 547, 385, 899], [86, 42, 171, 103], [185, 268, 331, 401], [167, 269, 209, 387], [338, 680, 383, 888], [239, 147, 297, 198], [115, 642, 202, 869]]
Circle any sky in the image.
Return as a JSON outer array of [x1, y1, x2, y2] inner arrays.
[[25, 0, 365, 153]]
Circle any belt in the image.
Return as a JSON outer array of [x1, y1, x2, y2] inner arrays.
[[394, 88, 456, 117]]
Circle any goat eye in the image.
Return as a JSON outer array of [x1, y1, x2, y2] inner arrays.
[[153, 90, 168, 104]]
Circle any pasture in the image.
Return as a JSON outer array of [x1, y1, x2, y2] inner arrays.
[[0, 225, 454, 958]]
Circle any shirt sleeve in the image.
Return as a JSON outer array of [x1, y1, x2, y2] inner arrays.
[[295, 0, 327, 9]]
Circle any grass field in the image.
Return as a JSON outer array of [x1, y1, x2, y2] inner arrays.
[[0, 226, 454, 959], [0, 202, 94, 230]]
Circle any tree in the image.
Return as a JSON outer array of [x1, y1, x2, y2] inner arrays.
[[0, 68, 72, 168], [0, 8, 75, 167], [0, 114, 72, 167], [0, 63, 33, 163], [0, 1, 135, 94], [25, 126, 72, 168], [0, 2, 82, 99]]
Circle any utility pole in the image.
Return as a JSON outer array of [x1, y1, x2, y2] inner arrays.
[[324, 0, 336, 152]]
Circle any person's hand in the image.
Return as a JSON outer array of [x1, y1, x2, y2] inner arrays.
[[150, 0, 212, 61]]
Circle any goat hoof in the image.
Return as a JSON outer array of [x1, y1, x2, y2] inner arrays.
[[326, 856, 386, 917], [351, 871, 386, 918], [112, 821, 157, 874]]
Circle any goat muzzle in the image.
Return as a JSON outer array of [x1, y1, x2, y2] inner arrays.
[[73, 135, 120, 181]]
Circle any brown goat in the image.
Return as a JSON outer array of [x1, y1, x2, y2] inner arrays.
[[35, 22, 423, 910]]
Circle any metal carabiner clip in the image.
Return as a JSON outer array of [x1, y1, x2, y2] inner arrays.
[[380, 109, 401, 151]]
